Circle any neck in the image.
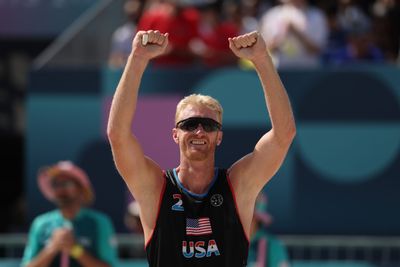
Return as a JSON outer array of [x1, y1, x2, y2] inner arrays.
[[177, 160, 216, 195], [60, 205, 81, 220]]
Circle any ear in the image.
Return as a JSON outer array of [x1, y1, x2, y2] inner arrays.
[[217, 131, 223, 146], [172, 128, 179, 144]]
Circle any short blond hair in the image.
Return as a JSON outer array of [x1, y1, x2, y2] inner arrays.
[[175, 94, 223, 124]]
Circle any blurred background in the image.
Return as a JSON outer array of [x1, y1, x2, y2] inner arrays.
[[0, 0, 399, 266]]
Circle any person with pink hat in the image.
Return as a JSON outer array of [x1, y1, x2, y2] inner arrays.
[[248, 192, 290, 267], [21, 161, 118, 267]]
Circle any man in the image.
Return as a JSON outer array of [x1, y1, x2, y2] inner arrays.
[[22, 161, 118, 267], [107, 30, 296, 266]]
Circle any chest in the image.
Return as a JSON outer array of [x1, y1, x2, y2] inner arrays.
[[161, 184, 237, 258]]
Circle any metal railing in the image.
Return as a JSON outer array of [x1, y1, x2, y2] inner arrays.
[[280, 235, 400, 267], [1, 234, 400, 266]]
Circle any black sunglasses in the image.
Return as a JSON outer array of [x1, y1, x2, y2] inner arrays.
[[50, 180, 77, 189], [176, 117, 222, 132]]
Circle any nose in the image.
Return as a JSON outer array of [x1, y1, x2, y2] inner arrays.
[[194, 123, 206, 134]]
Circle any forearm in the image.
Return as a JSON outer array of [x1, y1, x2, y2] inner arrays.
[[107, 54, 149, 140], [25, 246, 58, 267], [108, 30, 168, 143], [252, 54, 296, 143]]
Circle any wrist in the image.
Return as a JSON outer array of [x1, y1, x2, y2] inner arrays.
[[252, 53, 274, 68], [45, 242, 59, 255], [128, 54, 150, 66], [70, 244, 84, 259]]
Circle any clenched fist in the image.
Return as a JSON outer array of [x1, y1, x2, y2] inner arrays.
[[131, 30, 169, 61], [48, 228, 76, 253], [228, 31, 268, 62]]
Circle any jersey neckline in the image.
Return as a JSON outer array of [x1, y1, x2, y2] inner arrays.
[[172, 167, 219, 200]]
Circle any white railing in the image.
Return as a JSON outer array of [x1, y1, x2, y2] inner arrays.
[[280, 235, 400, 267], [1, 234, 399, 266]]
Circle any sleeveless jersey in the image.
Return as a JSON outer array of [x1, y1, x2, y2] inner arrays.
[[145, 168, 249, 267]]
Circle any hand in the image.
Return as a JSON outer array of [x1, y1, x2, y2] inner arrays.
[[131, 30, 169, 61], [228, 31, 268, 62], [48, 228, 76, 253], [287, 21, 301, 36]]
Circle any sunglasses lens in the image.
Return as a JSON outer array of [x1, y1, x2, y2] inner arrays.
[[182, 119, 199, 131], [177, 118, 221, 132], [202, 121, 216, 132], [51, 180, 76, 189]]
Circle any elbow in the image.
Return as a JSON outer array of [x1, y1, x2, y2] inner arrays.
[[107, 124, 123, 146], [276, 122, 296, 147], [287, 120, 296, 140], [287, 119, 297, 142], [283, 126, 296, 146], [107, 123, 132, 149], [106, 125, 116, 143], [288, 124, 296, 142]]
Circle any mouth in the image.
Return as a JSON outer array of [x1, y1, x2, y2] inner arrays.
[[190, 139, 207, 145]]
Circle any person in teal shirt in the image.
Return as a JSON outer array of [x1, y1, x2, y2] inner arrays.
[[248, 192, 290, 267], [22, 161, 118, 267]]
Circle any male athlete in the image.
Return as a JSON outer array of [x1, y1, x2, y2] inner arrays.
[[107, 30, 296, 267]]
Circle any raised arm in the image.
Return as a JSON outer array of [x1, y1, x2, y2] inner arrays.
[[227, 32, 296, 234], [107, 30, 168, 240]]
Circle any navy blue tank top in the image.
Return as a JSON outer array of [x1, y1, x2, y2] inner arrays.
[[145, 168, 249, 267]]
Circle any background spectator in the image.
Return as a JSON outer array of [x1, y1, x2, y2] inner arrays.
[[137, 0, 200, 66], [259, 0, 328, 68], [370, 0, 400, 62], [248, 192, 290, 267], [22, 161, 118, 267], [191, 1, 240, 67], [109, 0, 145, 68], [322, 0, 384, 65]]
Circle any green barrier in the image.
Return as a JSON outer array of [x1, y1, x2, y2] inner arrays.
[[0, 259, 376, 267], [292, 261, 376, 267], [118, 259, 148, 267], [0, 259, 148, 267], [0, 259, 20, 267]]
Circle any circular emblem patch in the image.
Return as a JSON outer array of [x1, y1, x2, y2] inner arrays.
[[210, 194, 223, 207]]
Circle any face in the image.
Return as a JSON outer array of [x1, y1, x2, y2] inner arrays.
[[173, 104, 223, 161], [50, 174, 82, 208]]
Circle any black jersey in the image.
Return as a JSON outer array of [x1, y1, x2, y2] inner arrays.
[[145, 168, 249, 267]]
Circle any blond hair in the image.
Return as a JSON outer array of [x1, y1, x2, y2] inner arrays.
[[175, 94, 223, 124]]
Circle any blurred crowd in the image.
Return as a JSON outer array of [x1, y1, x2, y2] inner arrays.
[[109, 0, 400, 69]]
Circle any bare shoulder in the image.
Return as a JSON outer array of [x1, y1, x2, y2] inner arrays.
[[127, 156, 165, 203], [131, 159, 166, 242], [227, 158, 258, 239], [227, 153, 260, 202]]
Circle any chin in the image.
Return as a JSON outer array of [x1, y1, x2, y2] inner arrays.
[[55, 198, 76, 207], [185, 150, 209, 161]]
